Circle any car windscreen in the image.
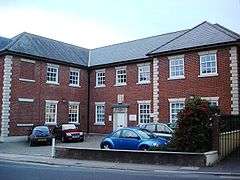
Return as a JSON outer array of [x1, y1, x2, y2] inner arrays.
[[136, 130, 151, 139], [33, 127, 49, 135], [62, 124, 76, 130]]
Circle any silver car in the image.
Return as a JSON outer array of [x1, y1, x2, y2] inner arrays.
[[137, 123, 173, 140]]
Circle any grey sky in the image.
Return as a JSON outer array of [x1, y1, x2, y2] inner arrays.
[[0, 0, 239, 48]]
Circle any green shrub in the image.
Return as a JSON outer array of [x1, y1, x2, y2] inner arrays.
[[171, 96, 219, 152]]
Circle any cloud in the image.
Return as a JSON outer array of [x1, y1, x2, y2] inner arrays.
[[0, 7, 127, 48]]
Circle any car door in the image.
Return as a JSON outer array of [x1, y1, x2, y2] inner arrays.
[[119, 129, 140, 150], [156, 124, 172, 139]]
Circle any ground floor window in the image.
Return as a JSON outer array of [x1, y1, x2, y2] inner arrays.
[[138, 100, 151, 124], [95, 102, 105, 125], [69, 102, 80, 123], [45, 100, 58, 124], [169, 98, 185, 123], [201, 97, 219, 107]]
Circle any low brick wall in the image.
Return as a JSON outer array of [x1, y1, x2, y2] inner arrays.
[[55, 146, 218, 167]]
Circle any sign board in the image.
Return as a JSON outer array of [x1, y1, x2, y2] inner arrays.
[[129, 114, 137, 121], [108, 115, 112, 122]]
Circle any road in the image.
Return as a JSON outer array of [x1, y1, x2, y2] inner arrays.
[[0, 160, 238, 180]]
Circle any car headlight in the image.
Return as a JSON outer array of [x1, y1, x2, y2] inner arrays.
[[153, 143, 159, 147], [66, 133, 72, 136], [79, 132, 83, 135]]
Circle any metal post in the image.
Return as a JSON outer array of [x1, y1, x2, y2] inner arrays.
[[51, 138, 55, 158]]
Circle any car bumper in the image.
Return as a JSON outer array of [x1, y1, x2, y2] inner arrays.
[[65, 135, 84, 142], [31, 137, 52, 144]]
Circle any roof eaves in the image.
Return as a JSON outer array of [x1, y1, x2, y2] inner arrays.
[[146, 21, 208, 56]]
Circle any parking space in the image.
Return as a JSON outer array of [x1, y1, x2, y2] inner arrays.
[[0, 134, 105, 157]]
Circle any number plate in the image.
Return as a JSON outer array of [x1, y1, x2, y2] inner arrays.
[[38, 138, 47, 142]]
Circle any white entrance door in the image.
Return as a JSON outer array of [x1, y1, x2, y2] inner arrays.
[[113, 113, 127, 131]]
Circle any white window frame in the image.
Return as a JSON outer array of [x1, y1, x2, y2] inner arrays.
[[115, 66, 127, 86], [168, 55, 185, 80], [69, 68, 80, 87], [201, 97, 219, 106], [198, 50, 218, 77], [137, 63, 151, 84], [169, 98, 185, 123], [95, 69, 106, 87], [95, 102, 105, 125], [46, 64, 59, 85], [137, 100, 151, 124], [45, 100, 58, 125], [68, 101, 80, 124]]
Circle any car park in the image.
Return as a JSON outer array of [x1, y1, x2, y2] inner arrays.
[[53, 124, 84, 142], [100, 128, 168, 151], [28, 126, 52, 146], [137, 123, 174, 140]]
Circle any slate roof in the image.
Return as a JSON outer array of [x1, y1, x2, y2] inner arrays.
[[0, 22, 239, 67], [148, 21, 240, 55], [0, 32, 89, 66], [89, 30, 188, 66], [0, 36, 10, 50]]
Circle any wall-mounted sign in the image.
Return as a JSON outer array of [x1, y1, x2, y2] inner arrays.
[[129, 114, 137, 121], [108, 115, 112, 122]]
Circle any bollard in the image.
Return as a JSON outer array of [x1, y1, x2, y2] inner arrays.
[[51, 138, 55, 158]]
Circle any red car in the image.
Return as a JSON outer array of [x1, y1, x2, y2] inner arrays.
[[53, 124, 84, 142]]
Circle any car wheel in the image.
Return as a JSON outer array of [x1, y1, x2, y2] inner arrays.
[[101, 143, 112, 149], [140, 145, 149, 151]]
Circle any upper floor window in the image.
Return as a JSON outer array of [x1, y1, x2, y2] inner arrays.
[[138, 100, 151, 124], [115, 66, 127, 86], [168, 55, 185, 80], [45, 100, 58, 124], [169, 98, 185, 123], [46, 64, 59, 84], [138, 63, 150, 84], [69, 68, 80, 87], [96, 69, 106, 87], [69, 102, 80, 123], [199, 51, 218, 77], [95, 102, 105, 125]]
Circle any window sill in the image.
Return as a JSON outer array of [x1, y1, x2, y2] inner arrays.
[[69, 84, 81, 88], [167, 76, 185, 80], [46, 81, 59, 85], [94, 123, 105, 126], [95, 85, 106, 88], [114, 83, 127, 87], [136, 81, 151, 85], [45, 122, 57, 126], [19, 78, 36, 83], [69, 122, 80, 125], [198, 73, 218, 78]]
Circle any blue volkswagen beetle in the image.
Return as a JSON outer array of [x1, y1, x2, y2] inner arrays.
[[100, 128, 168, 151]]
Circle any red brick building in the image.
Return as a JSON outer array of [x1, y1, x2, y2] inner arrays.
[[0, 21, 239, 141]]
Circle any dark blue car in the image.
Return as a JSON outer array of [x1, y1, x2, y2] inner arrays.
[[28, 126, 52, 146], [100, 128, 168, 151]]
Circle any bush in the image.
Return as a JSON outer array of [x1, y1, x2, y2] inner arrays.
[[171, 96, 219, 152]]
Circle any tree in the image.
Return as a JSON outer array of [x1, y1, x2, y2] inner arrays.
[[171, 96, 219, 152]]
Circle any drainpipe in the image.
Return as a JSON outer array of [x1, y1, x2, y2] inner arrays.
[[87, 70, 90, 133]]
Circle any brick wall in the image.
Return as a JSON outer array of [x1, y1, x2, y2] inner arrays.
[[158, 47, 232, 122], [8, 56, 88, 136], [89, 62, 153, 133]]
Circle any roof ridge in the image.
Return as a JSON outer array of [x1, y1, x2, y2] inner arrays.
[[91, 29, 188, 51], [4, 32, 26, 50], [212, 23, 240, 39], [146, 21, 208, 55], [23, 32, 90, 51]]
